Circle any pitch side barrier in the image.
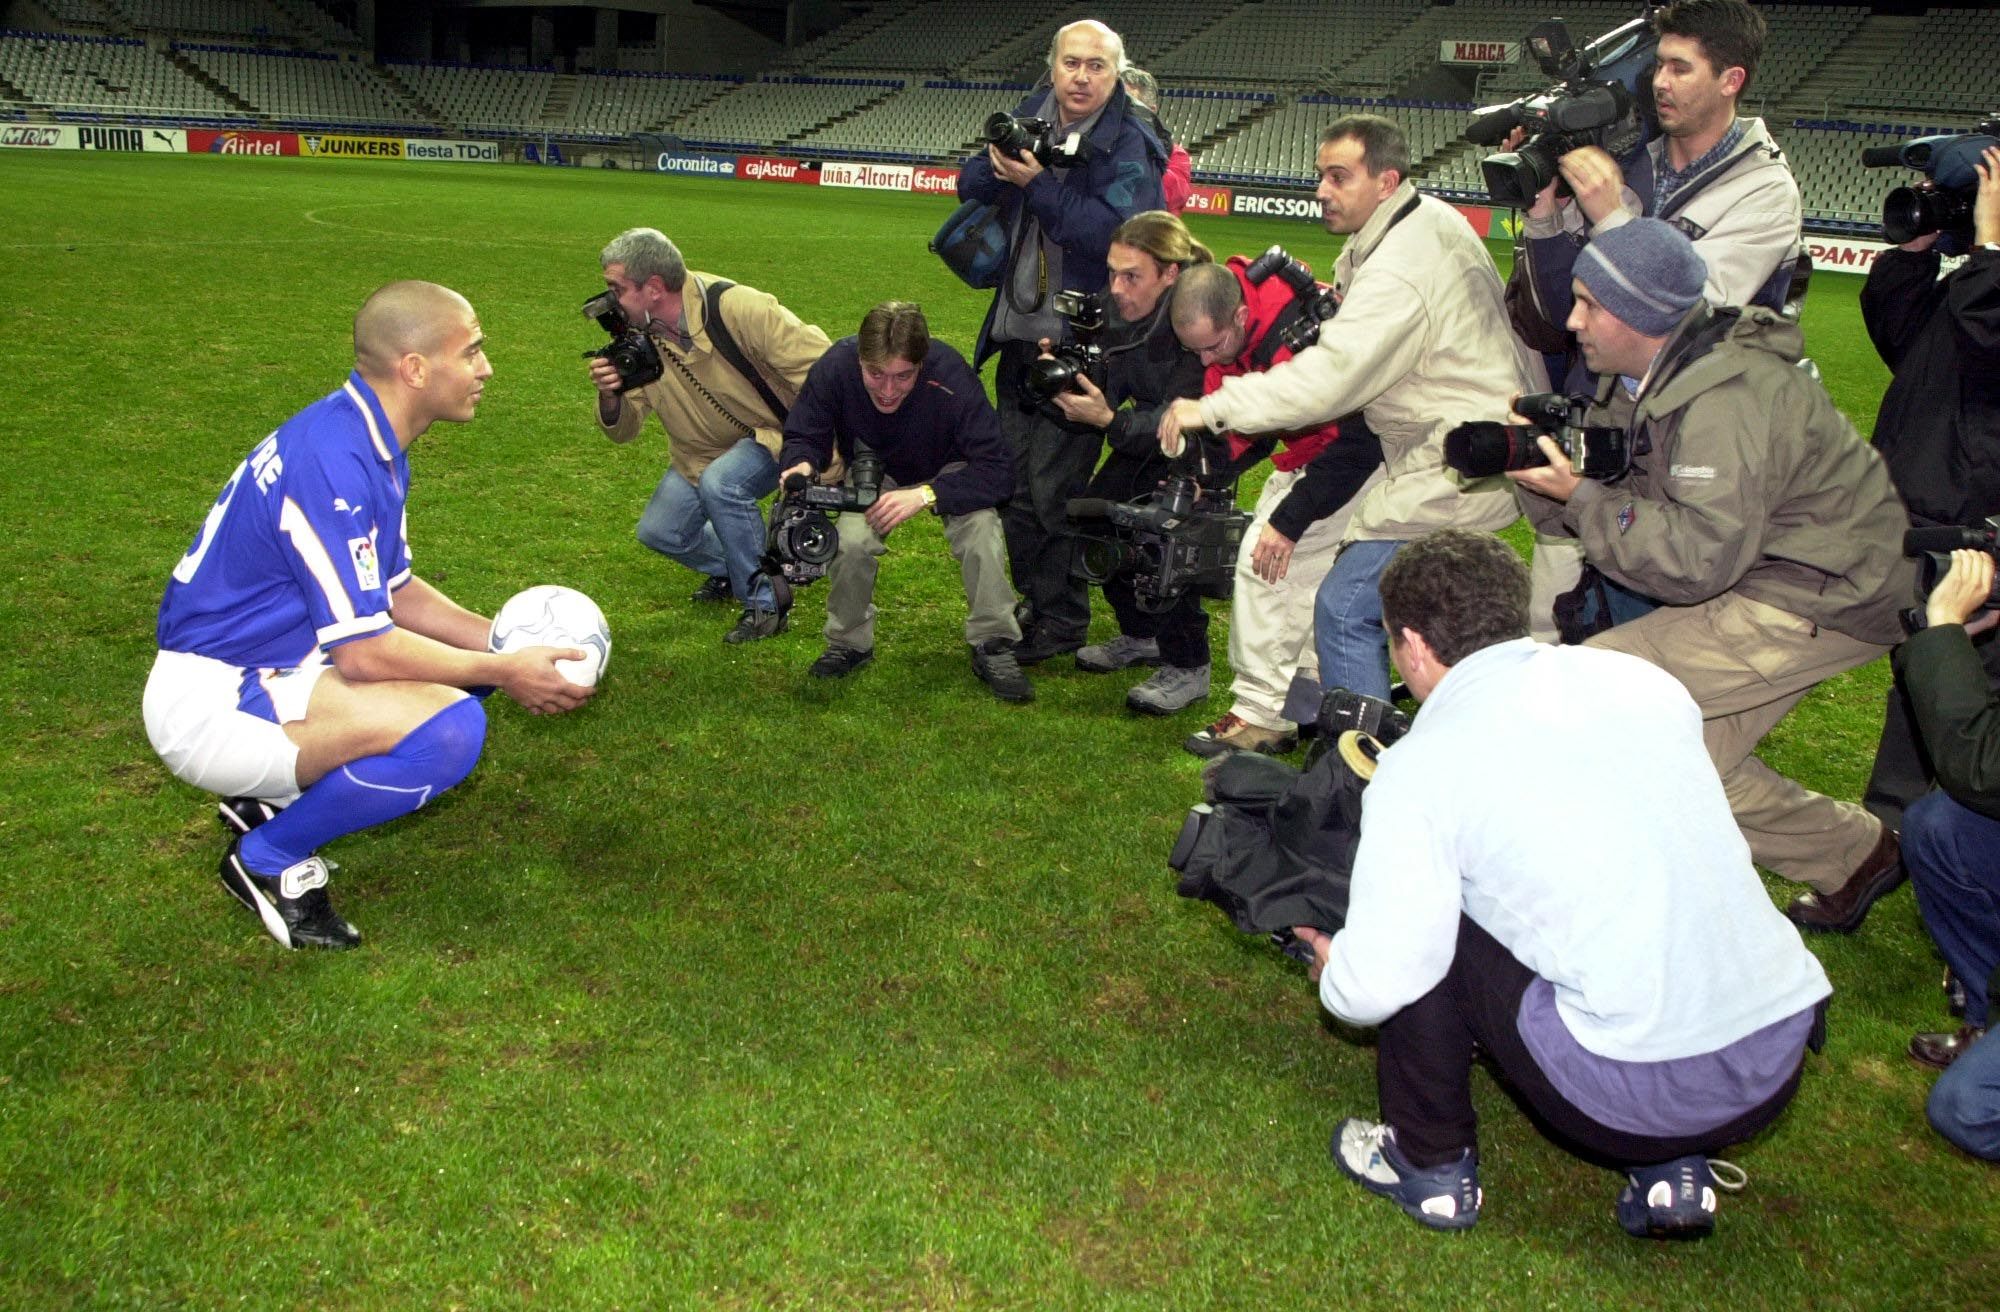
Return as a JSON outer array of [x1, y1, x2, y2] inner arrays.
[[1, 123, 500, 164]]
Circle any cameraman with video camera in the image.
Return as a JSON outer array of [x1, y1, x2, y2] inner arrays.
[[1885, 549, 2000, 1159], [1166, 257, 1384, 757], [957, 18, 1167, 667], [1860, 143, 2000, 831], [593, 227, 829, 645], [775, 303, 1026, 702], [1508, 219, 1916, 933]]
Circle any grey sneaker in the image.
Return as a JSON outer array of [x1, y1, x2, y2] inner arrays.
[[724, 607, 788, 644], [1126, 663, 1211, 715], [1075, 634, 1162, 673], [972, 637, 1034, 702]]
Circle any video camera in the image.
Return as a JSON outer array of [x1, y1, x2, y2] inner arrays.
[[1021, 290, 1109, 406], [983, 111, 1084, 169], [763, 448, 885, 592], [581, 289, 664, 392], [1068, 464, 1248, 613], [1243, 245, 1339, 354], [1903, 519, 2000, 630], [1465, 9, 1660, 209], [1861, 114, 2000, 251], [1443, 392, 1631, 480]]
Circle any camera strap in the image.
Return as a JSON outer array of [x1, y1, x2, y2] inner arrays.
[[699, 279, 791, 423]]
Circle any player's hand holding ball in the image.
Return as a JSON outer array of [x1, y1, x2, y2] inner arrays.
[[489, 585, 611, 714]]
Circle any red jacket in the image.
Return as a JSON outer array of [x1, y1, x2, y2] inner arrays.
[[1206, 254, 1341, 472], [1163, 143, 1193, 215]]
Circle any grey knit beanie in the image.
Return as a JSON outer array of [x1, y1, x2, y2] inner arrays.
[[1575, 217, 1708, 336]]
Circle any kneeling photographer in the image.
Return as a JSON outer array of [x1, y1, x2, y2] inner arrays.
[[1860, 138, 2000, 830], [1506, 218, 1915, 933], [1030, 210, 1213, 714], [1887, 548, 2000, 1160], [776, 302, 1028, 703]]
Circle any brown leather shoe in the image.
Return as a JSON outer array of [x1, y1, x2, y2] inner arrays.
[[1784, 826, 1903, 934], [1910, 1024, 1988, 1071]]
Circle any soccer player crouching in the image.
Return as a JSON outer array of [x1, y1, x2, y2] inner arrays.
[[144, 281, 594, 949]]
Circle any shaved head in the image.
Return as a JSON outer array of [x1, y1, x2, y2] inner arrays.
[[354, 281, 474, 377]]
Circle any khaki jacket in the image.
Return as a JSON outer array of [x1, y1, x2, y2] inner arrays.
[[1197, 183, 1545, 541], [1521, 306, 1915, 645], [597, 272, 830, 482]]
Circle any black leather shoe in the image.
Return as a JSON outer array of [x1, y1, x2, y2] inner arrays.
[[1012, 627, 1083, 666], [1785, 826, 1903, 934], [1911, 1024, 1987, 1071], [690, 575, 734, 604], [809, 644, 874, 679], [973, 638, 1034, 702], [724, 607, 788, 644]]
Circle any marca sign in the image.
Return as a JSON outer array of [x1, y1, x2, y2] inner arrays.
[[302, 134, 405, 159], [405, 138, 498, 163], [912, 165, 959, 195], [736, 155, 818, 184], [0, 125, 76, 150], [190, 129, 298, 156], [1441, 40, 1521, 65], [1183, 185, 1233, 216], [656, 152, 735, 176], [821, 161, 913, 192]]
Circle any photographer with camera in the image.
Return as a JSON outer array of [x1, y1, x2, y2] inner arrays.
[[1031, 211, 1210, 713], [1885, 549, 2000, 1160], [1290, 529, 1831, 1239], [957, 19, 1167, 667], [1860, 143, 2000, 831], [1509, 219, 1917, 932], [593, 227, 830, 645], [775, 303, 1027, 702], [1158, 114, 1540, 710], [1164, 257, 1384, 757]]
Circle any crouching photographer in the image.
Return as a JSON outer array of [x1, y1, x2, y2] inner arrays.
[[1030, 210, 1213, 713], [775, 302, 1028, 702], [1510, 218, 1915, 934], [1860, 141, 2000, 830], [1890, 548, 2000, 1161], [1287, 529, 1831, 1239]]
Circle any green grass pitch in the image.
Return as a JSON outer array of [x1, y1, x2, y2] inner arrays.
[[0, 150, 1993, 1309]]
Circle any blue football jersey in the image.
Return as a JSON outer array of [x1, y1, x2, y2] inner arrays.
[[157, 372, 413, 668]]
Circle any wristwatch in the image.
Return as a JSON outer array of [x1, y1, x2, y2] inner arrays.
[[919, 484, 938, 509]]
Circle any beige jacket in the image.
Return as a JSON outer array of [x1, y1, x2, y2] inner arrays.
[[597, 272, 830, 482], [1197, 183, 1544, 540]]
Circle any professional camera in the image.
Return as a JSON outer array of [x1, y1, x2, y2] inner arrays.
[[1021, 289, 1109, 405], [1243, 245, 1339, 354], [1465, 9, 1660, 209], [1904, 517, 2000, 615], [1861, 115, 2000, 251], [983, 111, 1083, 168], [1316, 688, 1412, 751], [580, 289, 664, 392], [762, 449, 885, 590], [1443, 391, 1631, 480], [1068, 471, 1248, 612]]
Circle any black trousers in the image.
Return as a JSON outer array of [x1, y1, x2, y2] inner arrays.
[[1377, 916, 1807, 1170], [1087, 449, 1210, 667], [1864, 629, 2000, 831], [996, 343, 1102, 642]]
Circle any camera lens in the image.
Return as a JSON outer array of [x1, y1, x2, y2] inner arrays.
[[1480, 145, 1560, 210], [1883, 185, 1973, 246], [1022, 354, 1080, 402]]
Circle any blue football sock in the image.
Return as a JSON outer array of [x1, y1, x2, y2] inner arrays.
[[240, 697, 487, 875]]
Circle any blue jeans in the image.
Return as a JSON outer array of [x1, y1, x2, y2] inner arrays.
[[635, 439, 777, 608], [1313, 539, 1403, 703], [1929, 1028, 2000, 1161], [1904, 790, 2000, 1029]]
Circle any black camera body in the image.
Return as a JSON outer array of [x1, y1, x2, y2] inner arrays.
[[1902, 517, 2000, 634], [984, 111, 1082, 169], [1466, 11, 1660, 209], [1244, 245, 1339, 355], [763, 450, 885, 589], [581, 289, 664, 392], [1443, 391, 1631, 480], [1021, 289, 1109, 407], [1861, 115, 2000, 251], [1069, 474, 1249, 612]]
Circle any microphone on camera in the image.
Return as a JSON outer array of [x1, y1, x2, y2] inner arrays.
[[783, 472, 809, 494], [1065, 497, 1115, 522], [1903, 526, 2000, 555]]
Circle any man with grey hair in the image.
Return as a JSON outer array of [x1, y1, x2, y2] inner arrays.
[[957, 18, 1167, 665], [592, 227, 830, 643]]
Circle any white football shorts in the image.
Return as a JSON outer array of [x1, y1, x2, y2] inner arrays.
[[143, 649, 329, 802]]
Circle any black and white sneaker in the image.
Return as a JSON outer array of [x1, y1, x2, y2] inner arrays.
[[218, 838, 361, 950], [216, 796, 281, 836]]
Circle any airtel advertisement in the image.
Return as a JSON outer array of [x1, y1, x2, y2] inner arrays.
[[189, 129, 300, 156]]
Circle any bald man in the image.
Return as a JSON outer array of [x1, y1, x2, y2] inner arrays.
[[146, 281, 593, 950]]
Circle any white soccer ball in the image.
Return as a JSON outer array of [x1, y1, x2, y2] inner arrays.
[[488, 585, 611, 688]]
